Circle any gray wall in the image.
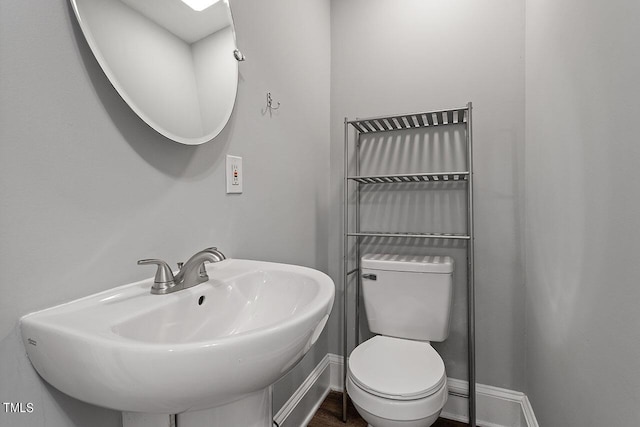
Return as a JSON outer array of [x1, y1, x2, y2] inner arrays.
[[13, 1, 640, 425], [524, 0, 640, 425], [0, 0, 330, 425], [329, 0, 526, 391]]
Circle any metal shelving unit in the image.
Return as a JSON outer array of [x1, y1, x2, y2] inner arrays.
[[342, 102, 476, 427]]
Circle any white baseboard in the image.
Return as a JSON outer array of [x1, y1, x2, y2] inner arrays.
[[441, 378, 539, 427], [521, 394, 539, 427], [274, 353, 538, 427], [327, 353, 344, 391], [273, 354, 332, 427]]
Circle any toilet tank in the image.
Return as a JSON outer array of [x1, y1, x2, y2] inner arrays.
[[361, 254, 454, 342]]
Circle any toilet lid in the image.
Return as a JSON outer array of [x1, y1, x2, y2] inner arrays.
[[348, 336, 446, 401]]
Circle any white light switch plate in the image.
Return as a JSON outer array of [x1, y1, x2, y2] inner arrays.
[[226, 155, 243, 194]]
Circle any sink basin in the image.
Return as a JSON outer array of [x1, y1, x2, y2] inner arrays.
[[20, 259, 334, 414]]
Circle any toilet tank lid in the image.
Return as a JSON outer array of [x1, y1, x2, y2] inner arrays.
[[361, 254, 453, 273]]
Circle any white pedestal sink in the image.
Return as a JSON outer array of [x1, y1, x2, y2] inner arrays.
[[20, 259, 334, 426]]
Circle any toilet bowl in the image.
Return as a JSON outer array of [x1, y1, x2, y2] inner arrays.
[[347, 336, 448, 427]]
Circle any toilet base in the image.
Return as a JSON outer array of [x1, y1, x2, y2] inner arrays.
[[347, 376, 446, 427], [352, 400, 441, 427]]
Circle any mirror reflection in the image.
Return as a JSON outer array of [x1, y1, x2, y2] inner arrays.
[[71, 0, 239, 145]]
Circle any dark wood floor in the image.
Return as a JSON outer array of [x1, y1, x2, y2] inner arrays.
[[308, 391, 468, 427]]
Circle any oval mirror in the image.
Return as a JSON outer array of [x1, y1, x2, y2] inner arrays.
[[70, 0, 240, 145]]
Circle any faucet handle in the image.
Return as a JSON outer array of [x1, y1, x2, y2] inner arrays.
[[137, 259, 176, 294]]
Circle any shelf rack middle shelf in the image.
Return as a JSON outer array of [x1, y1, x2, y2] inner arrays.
[[347, 171, 469, 184], [347, 231, 471, 240]]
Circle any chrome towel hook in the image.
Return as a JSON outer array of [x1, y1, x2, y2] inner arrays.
[[266, 92, 280, 111]]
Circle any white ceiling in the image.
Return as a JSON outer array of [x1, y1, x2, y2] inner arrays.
[[120, 0, 232, 44]]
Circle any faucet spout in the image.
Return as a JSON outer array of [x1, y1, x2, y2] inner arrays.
[[174, 247, 226, 290]]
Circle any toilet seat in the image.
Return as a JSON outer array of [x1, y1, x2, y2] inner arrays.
[[348, 336, 446, 401]]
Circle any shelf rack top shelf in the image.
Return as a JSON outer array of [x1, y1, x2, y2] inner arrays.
[[348, 106, 468, 134]]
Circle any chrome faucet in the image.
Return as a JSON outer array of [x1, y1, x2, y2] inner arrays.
[[137, 247, 226, 295]]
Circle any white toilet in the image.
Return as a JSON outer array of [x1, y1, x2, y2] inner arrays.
[[347, 253, 454, 427]]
